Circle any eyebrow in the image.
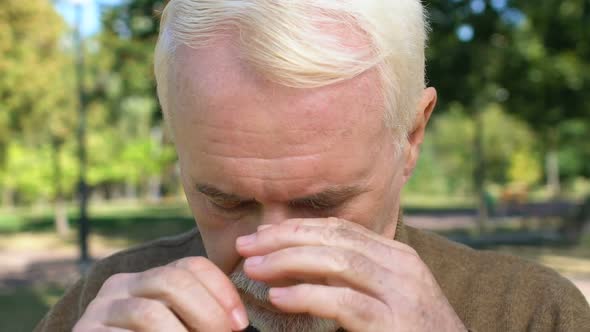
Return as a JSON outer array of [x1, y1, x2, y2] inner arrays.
[[196, 184, 251, 203], [289, 185, 363, 209], [195, 183, 363, 208]]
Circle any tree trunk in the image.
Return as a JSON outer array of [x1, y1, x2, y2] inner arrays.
[[54, 196, 69, 237], [51, 138, 69, 237], [2, 187, 14, 210], [473, 108, 487, 234], [125, 181, 137, 200], [146, 175, 162, 203], [545, 150, 560, 198]]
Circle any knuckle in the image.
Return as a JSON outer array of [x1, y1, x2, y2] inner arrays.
[[100, 273, 132, 294], [224, 294, 241, 310], [338, 287, 359, 307], [138, 266, 194, 299], [177, 256, 213, 272], [337, 225, 365, 244], [415, 261, 434, 284], [327, 249, 357, 274], [158, 266, 194, 289], [320, 226, 340, 245], [348, 251, 374, 275], [405, 246, 419, 257], [339, 288, 378, 323], [83, 297, 110, 315], [405, 250, 424, 268], [121, 298, 166, 327], [320, 220, 362, 245]]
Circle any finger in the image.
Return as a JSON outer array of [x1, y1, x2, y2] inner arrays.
[[243, 246, 398, 299], [237, 221, 415, 268], [269, 284, 389, 332], [171, 257, 249, 330], [90, 328, 131, 332], [127, 265, 236, 331], [283, 217, 414, 253], [104, 297, 189, 332], [73, 321, 132, 332], [92, 328, 132, 332], [96, 273, 135, 299]]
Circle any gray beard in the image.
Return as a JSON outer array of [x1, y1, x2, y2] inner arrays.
[[229, 270, 340, 332]]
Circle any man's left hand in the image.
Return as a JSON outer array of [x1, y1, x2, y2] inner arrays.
[[236, 217, 467, 332]]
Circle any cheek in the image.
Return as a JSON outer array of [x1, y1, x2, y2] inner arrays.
[[198, 226, 243, 274], [358, 165, 403, 233], [187, 195, 255, 274]]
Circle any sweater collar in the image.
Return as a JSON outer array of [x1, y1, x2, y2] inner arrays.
[[393, 208, 409, 245]]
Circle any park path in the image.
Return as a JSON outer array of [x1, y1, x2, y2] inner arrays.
[[0, 215, 589, 304]]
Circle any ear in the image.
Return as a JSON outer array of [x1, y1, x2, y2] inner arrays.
[[403, 87, 437, 183]]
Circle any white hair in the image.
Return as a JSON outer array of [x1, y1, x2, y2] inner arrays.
[[154, 0, 428, 146]]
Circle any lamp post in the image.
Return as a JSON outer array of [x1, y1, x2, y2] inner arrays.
[[71, 0, 91, 268]]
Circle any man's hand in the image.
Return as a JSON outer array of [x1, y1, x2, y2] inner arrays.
[[237, 217, 467, 332], [73, 257, 249, 332]]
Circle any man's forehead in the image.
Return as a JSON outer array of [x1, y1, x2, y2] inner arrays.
[[171, 42, 385, 143], [169, 41, 391, 198]]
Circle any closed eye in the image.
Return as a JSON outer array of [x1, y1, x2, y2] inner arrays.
[[208, 198, 255, 211], [289, 199, 338, 211]]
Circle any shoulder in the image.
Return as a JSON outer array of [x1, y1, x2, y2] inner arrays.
[[92, 227, 204, 271], [34, 228, 205, 332], [84, 227, 205, 293], [404, 226, 590, 331]]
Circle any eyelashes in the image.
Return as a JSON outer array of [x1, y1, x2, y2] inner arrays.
[[205, 198, 339, 217]]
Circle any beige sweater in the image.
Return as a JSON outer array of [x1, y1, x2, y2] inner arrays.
[[34, 218, 590, 331]]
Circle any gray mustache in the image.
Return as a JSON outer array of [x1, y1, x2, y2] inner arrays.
[[230, 270, 271, 303]]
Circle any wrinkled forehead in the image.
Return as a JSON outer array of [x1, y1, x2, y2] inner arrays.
[[169, 42, 386, 148], [168, 43, 394, 200]]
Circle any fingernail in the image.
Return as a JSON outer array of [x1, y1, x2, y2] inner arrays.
[[257, 224, 272, 231], [269, 288, 288, 301], [244, 256, 264, 267], [231, 308, 249, 330], [236, 233, 256, 247]]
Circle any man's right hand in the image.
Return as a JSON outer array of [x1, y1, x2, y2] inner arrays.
[[73, 257, 249, 332]]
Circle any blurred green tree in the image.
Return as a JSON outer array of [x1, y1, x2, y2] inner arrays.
[[426, 0, 526, 229], [425, 0, 589, 226], [504, 0, 590, 195], [82, 0, 176, 201], [0, 0, 76, 235]]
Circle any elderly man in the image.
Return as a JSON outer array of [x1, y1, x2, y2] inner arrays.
[[36, 0, 589, 331]]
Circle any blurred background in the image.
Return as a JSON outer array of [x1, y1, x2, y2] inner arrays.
[[0, 0, 589, 330]]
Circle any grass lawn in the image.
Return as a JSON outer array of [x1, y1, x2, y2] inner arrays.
[[0, 285, 64, 332], [0, 200, 197, 248]]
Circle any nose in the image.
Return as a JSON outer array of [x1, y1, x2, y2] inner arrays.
[[258, 203, 292, 228]]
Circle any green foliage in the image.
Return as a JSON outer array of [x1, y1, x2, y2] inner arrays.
[[481, 104, 539, 183], [0, 0, 76, 205], [1, 0, 589, 208], [407, 104, 542, 196], [429, 106, 475, 194], [76, 0, 177, 196], [508, 149, 542, 186], [0, 0, 75, 141]]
